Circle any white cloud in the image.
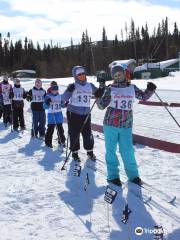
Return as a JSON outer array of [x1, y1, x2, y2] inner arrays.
[[0, 0, 180, 46]]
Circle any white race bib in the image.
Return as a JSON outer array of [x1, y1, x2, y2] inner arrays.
[[13, 87, 24, 100], [2, 93, 11, 105], [1, 83, 11, 94], [110, 85, 135, 110], [70, 83, 92, 107], [32, 89, 45, 102], [48, 95, 62, 113]]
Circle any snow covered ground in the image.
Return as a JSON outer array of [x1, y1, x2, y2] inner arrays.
[[0, 73, 180, 239]]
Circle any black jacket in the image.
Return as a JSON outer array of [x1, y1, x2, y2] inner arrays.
[[28, 87, 46, 111]]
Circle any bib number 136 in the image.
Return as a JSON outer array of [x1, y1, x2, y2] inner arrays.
[[114, 100, 132, 110]]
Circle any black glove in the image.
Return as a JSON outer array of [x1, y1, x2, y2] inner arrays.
[[147, 82, 157, 91], [94, 88, 105, 98], [46, 97, 52, 106], [26, 93, 32, 102], [9, 91, 14, 99], [67, 83, 75, 93], [64, 101, 69, 107]]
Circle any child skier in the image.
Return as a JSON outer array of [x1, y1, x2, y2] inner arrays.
[[26, 78, 46, 138], [44, 85, 66, 148], [11, 78, 26, 131], [97, 63, 157, 186], [63, 66, 104, 161], [47, 81, 58, 94], [0, 75, 12, 127]]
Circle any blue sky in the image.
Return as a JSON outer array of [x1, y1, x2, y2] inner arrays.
[[148, 0, 180, 8], [0, 0, 180, 46]]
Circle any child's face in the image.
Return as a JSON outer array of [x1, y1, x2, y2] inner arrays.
[[15, 80, 20, 85], [35, 80, 42, 89], [51, 89, 58, 95], [76, 72, 86, 82], [114, 71, 125, 82]]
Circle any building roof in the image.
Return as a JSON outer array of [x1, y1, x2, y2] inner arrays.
[[134, 59, 179, 72], [160, 59, 179, 69], [12, 70, 36, 74]]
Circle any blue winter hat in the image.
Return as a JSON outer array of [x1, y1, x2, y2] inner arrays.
[[51, 85, 59, 91], [72, 66, 86, 78], [111, 63, 128, 78]]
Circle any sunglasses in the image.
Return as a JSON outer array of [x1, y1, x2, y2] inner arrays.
[[77, 72, 85, 76]]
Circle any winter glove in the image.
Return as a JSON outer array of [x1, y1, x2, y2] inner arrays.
[[9, 91, 14, 99], [94, 88, 105, 98], [26, 93, 32, 102], [46, 97, 52, 106], [64, 101, 69, 107], [147, 82, 157, 91], [67, 83, 75, 93]]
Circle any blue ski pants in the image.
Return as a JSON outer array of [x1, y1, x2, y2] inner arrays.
[[32, 110, 46, 137], [103, 125, 139, 181]]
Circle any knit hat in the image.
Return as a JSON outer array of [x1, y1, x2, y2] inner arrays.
[[3, 75, 8, 82], [50, 81, 57, 86], [72, 66, 86, 78]]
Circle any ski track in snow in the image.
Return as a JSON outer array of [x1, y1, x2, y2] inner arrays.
[[0, 76, 180, 239]]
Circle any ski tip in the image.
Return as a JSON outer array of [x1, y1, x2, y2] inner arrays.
[[143, 196, 152, 204], [168, 196, 176, 205], [61, 166, 66, 171]]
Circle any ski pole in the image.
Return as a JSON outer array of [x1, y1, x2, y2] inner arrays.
[[154, 91, 180, 128], [10, 102, 13, 132], [61, 99, 97, 171], [65, 133, 69, 160]]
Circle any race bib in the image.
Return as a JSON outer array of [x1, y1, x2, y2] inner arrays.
[[1, 84, 11, 94], [49, 102, 61, 113], [2, 93, 11, 105], [110, 85, 135, 110], [48, 95, 62, 113], [32, 89, 45, 102], [13, 87, 24, 100], [70, 83, 92, 107]]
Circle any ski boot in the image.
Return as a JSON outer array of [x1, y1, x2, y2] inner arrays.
[[58, 141, 66, 148], [45, 143, 53, 148], [13, 127, 19, 132], [20, 126, 26, 131], [87, 151, 96, 161], [39, 135, 45, 140], [131, 177, 143, 186], [107, 178, 122, 187], [72, 152, 81, 162]]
